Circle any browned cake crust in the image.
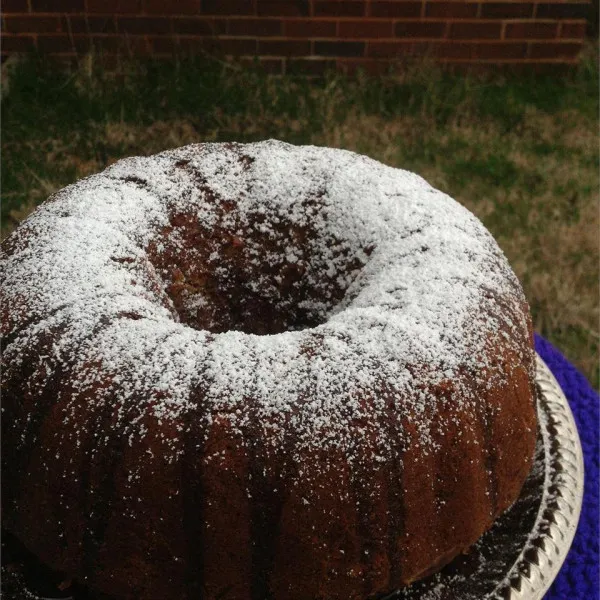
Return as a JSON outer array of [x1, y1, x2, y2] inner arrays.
[[1, 141, 537, 600]]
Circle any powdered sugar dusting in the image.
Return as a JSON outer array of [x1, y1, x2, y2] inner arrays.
[[1, 140, 533, 474]]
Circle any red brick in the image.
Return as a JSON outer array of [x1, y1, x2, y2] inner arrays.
[[4, 16, 61, 33], [2, 0, 29, 12], [92, 35, 149, 53], [449, 21, 502, 39], [314, 1, 366, 17], [65, 16, 117, 34], [560, 21, 586, 39], [31, 0, 84, 11], [172, 17, 226, 35], [338, 19, 393, 38], [367, 40, 429, 57], [529, 41, 582, 59], [395, 20, 446, 37], [86, 36, 117, 51], [369, 1, 422, 18], [440, 41, 472, 59], [258, 39, 311, 55], [536, 3, 590, 19], [428, 41, 527, 61], [476, 42, 527, 59], [150, 35, 186, 53], [287, 57, 336, 74], [2, 34, 36, 51], [505, 22, 558, 39], [88, 0, 141, 13], [425, 2, 478, 18], [155, 36, 245, 55], [144, 0, 201, 14], [284, 18, 336, 37], [480, 3, 534, 18], [202, 0, 254, 15], [74, 36, 96, 52], [203, 37, 257, 54], [117, 16, 171, 34], [257, 0, 309, 16], [37, 34, 73, 52], [228, 18, 282, 36], [314, 40, 365, 55]]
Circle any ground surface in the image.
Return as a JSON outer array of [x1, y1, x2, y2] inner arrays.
[[2, 50, 598, 388]]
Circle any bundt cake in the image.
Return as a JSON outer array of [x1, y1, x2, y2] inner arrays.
[[1, 140, 537, 600]]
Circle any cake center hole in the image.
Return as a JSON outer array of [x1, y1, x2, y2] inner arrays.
[[148, 209, 373, 336]]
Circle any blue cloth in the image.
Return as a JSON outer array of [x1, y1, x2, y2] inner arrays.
[[535, 334, 599, 600]]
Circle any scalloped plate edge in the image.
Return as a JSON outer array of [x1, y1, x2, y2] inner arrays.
[[488, 354, 585, 600]]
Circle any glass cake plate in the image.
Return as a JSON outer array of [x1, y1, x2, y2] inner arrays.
[[1, 354, 584, 600]]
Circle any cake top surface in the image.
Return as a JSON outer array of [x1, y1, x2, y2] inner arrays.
[[1, 140, 531, 464]]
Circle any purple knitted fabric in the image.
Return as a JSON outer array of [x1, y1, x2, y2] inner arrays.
[[535, 334, 599, 600]]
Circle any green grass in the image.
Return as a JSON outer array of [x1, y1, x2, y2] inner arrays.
[[2, 49, 598, 388]]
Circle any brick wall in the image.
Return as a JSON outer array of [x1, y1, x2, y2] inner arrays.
[[1, 0, 591, 72]]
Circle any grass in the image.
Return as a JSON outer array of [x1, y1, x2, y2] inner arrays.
[[2, 49, 598, 388]]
